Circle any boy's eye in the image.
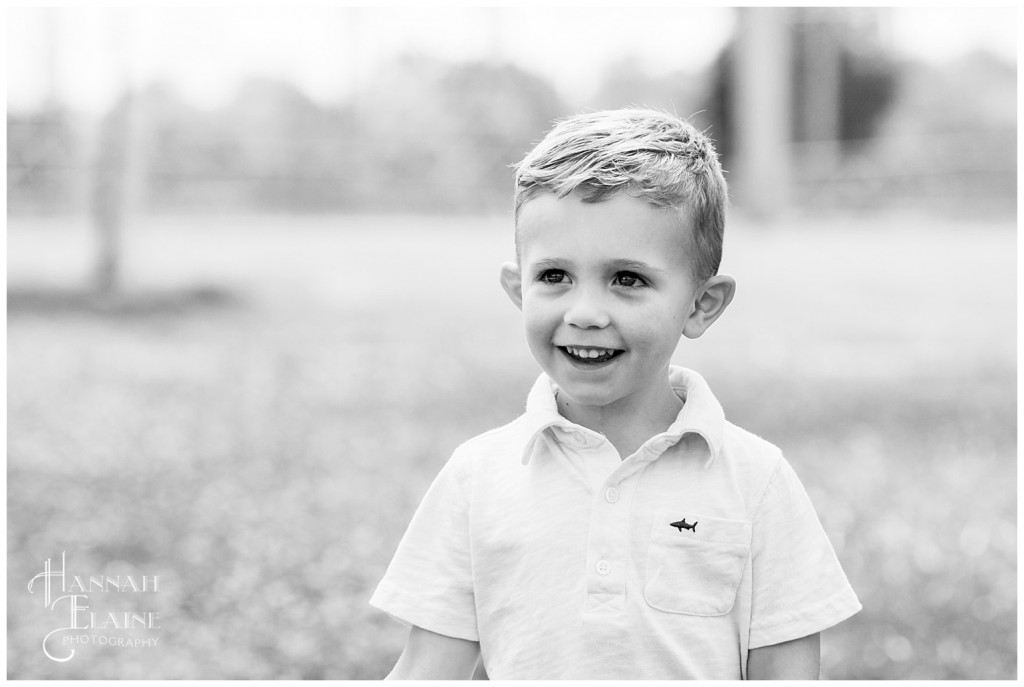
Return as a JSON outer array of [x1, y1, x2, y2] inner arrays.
[[613, 272, 647, 288], [538, 269, 568, 284]]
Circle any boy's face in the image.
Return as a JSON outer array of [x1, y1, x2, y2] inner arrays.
[[502, 191, 722, 414]]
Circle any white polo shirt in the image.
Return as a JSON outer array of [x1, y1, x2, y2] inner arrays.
[[370, 366, 861, 679]]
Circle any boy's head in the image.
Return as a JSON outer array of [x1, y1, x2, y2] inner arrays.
[[512, 108, 728, 283], [500, 109, 736, 419]]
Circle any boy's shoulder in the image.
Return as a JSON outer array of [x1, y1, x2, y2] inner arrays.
[[719, 419, 788, 498], [449, 413, 544, 466], [721, 419, 785, 466]]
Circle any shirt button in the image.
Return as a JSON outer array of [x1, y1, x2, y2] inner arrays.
[[573, 433, 587, 447], [596, 559, 611, 576], [605, 487, 619, 503]]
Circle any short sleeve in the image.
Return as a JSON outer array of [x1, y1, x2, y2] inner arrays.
[[748, 457, 861, 649], [369, 452, 479, 642]]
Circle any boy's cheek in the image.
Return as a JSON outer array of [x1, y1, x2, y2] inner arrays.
[[519, 295, 553, 324], [523, 316, 552, 342]]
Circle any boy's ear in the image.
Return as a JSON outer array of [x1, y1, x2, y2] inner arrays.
[[499, 261, 524, 310], [682, 275, 736, 339]]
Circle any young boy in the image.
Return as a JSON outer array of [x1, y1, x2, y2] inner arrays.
[[370, 108, 861, 679]]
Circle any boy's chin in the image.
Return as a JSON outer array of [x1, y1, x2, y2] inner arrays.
[[546, 373, 626, 407]]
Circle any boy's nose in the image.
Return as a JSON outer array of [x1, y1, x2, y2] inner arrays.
[[563, 290, 611, 329]]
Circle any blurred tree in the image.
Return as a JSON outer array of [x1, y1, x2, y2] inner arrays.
[[11, 52, 571, 216], [705, 48, 735, 164], [835, 49, 898, 149], [880, 50, 1016, 134], [225, 77, 352, 212], [590, 57, 710, 124], [864, 50, 1016, 212], [138, 83, 244, 210], [138, 78, 358, 212], [7, 107, 82, 214], [352, 55, 566, 212], [347, 55, 452, 211], [437, 60, 567, 210]]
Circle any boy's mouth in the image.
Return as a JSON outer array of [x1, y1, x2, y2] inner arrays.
[[559, 346, 624, 364]]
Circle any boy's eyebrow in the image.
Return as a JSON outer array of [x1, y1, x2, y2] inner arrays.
[[531, 258, 569, 270], [531, 257, 666, 274], [608, 259, 666, 274]]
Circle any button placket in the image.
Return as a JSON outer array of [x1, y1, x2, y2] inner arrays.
[[583, 465, 635, 615]]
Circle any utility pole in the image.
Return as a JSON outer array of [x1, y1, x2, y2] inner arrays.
[[92, 92, 134, 296], [91, 10, 143, 297], [730, 7, 793, 219]]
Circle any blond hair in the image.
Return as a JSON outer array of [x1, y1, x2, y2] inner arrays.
[[513, 108, 727, 281]]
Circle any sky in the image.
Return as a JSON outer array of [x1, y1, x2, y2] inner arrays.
[[5, 6, 1019, 114]]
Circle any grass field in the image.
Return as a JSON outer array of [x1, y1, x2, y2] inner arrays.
[[7, 211, 1016, 679]]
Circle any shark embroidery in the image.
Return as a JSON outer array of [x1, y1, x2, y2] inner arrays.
[[670, 518, 698, 532]]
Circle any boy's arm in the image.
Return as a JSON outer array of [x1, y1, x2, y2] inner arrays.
[[386, 625, 481, 680], [746, 632, 820, 680]]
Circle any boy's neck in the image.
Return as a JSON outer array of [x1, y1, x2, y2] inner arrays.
[[555, 373, 684, 460]]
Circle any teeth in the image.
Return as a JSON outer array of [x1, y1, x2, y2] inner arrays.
[[566, 346, 616, 359]]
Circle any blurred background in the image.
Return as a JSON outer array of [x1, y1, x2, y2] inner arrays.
[[7, 5, 1016, 679]]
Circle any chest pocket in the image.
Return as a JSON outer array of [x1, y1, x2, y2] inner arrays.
[[644, 509, 752, 616]]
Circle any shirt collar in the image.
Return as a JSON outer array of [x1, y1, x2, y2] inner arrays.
[[517, 366, 725, 469]]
